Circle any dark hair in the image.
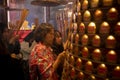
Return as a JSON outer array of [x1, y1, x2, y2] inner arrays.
[[24, 30, 34, 42], [53, 30, 62, 44], [54, 30, 62, 38], [34, 23, 54, 43]]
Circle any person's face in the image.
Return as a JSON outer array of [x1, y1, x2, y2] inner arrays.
[[55, 34, 62, 45], [44, 29, 54, 46]]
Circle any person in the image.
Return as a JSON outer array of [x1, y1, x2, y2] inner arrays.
[[51, 30, 64, 80], [29, 23, 65, 80], [20, 30, 37, 80], [2, 26, 22, 60], [52, 30, 64, 56], [21, 30, 37, 60], [0, 22, 25, 80]]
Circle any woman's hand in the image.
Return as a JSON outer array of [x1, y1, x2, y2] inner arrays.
[[53, 51, 65, 72], [57, 51, 65, 62]]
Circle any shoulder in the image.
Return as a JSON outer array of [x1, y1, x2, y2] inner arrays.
[[32, 43, 46, 52], [20, 41, 28, 44], [20, 41, 29, 48]]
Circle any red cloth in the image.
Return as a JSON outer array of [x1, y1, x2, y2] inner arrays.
[[14, 30, 31, 42], [29, 43, 58, 80]]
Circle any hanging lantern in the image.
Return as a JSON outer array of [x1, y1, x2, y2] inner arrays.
[[31, 0, 68, 6]]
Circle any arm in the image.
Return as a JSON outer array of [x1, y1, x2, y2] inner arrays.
[[52, 51, 65, 72]]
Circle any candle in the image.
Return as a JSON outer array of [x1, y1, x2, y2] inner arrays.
[[103, 0, 113, 6], [73, 22, 78, 33], [97, 63, 107, 77], [90, 0, 99, 8], [83, 10, 91, 22], [105, 78, 109, 80], [78, 72, 84, 80], [70, 68, 76, 79], [77, 12, 82, 22], [82, 0, 88, 10], [89, 75, 96, 80], [107, 7, 118, 21], [88, 22, 96, 34], [106, 35, 116, 48], [79, 22, 85, 35], [115, 22, 120, 36], [99, 21, 110, 34], [106, 50, 117, 63], [76, 58, 82, 69], [81, 34, 88, 46], [75, 33, 79, 44], [82, 47, 89, 58], [74, 46, 79, 56], [113, 66, 120, 78], [92, 49, 101, 61], [94, 9, 103, 21], [85, 61, 93, 73], [92, 35, 101, 47]]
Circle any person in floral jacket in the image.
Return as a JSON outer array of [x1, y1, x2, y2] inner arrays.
[[29, 23, 65, 80]]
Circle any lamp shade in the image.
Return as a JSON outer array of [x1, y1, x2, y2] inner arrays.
[[31, 0, 68, 6]]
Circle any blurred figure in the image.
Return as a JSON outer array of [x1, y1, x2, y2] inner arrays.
[[52, 30, 64, 80], [2, 27, 22, 59], [20, 30, 37, 80], [0, 23, 9, 54], [52, 30, 64, 56], [0, 22, 25, 80], [29, 23, 65, 80], [21, 30, 36, 61]]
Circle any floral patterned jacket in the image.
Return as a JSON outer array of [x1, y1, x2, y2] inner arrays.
[[29, 43, 58, 80]]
